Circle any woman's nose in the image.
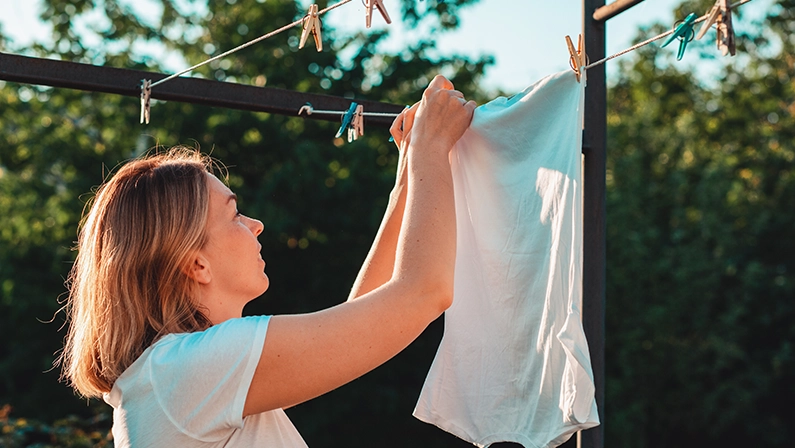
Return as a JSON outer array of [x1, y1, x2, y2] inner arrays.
[[246, 216, 264, 236]]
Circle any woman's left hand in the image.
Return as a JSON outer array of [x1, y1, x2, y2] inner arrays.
[[389, 102, 420, 150]]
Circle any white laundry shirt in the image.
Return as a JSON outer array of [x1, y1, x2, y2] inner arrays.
[[104, 315, 308, 448], [413, 70, 600, 448]]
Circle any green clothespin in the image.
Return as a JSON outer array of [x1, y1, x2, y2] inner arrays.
[[661, 13, 697, 61], [336, 103, 358, 139]]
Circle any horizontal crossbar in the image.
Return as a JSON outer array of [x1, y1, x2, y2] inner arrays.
[[0, 52, 403, 127], [592, 0, 646, 22]]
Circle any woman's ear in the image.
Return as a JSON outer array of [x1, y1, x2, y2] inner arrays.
[[185, 253, 212, 284]]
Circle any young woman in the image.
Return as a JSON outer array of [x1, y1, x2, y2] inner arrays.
[[60, 76, 476, 446]]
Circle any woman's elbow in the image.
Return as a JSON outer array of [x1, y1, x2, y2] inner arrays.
[[437, 289, 453, 314], [390, 271, 454, 317], [422, 277, 454, 315]]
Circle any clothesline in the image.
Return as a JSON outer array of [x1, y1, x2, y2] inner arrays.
[[149, 0, 756, 89], [584, 0, 754, 70], [150, 0, 354, 88], [140, 0, 758, 127]]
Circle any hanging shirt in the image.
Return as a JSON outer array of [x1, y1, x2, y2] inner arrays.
[[104, 315, 308, 448], [413, 70, 600, 448]]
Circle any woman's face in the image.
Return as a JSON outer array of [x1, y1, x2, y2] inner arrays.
[[198, 174, 269, 313]]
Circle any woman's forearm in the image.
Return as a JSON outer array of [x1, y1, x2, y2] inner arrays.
[[392, 144, 456, 307], [349, 76, 473, 309], [347, 150, 408, 300]]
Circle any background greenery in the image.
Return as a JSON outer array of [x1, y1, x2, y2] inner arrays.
[[0, 0, 792, 446]]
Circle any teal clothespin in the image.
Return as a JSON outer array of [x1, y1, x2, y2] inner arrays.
[[336, 102, 358, 139], [661, 13, 697, 61]]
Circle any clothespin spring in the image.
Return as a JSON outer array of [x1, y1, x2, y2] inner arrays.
[[568, 53, 590, 74]]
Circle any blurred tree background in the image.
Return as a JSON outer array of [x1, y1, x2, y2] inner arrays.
[[0, 0, 792, 447]]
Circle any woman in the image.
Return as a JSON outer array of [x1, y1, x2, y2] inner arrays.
[[60, 76, 476, 446]]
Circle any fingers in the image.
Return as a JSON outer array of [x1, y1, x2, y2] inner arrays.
[[427, 74, 454, 92], [389, 111, 404, 146], [401, 102, 419, 142], [393, 75, 476, 154], [389, 102, 420, 148]]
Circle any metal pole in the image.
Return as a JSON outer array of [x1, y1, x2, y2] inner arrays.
[[0, 52, 402, 127], [580, 0, 607, 447]]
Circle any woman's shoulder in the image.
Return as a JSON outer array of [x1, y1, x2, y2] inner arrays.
[[110, 315, 272, 402], [157, 315, 271, 344], [112, 315, 271, 389], [149, 315, 269, 371]]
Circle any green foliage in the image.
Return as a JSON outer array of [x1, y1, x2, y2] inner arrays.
[[0, 83, 140, 423], [604, 1, 795, 446], [0, 404, 112, 448]]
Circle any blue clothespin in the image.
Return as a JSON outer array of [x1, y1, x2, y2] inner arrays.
[[661, 13, 697, 61], [336, 102, 358, 139]]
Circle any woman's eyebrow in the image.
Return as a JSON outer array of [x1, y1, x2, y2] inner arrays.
[[227, 193, 237, 204]]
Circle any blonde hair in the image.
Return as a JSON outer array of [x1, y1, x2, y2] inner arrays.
[[61, 147, 217, 397]]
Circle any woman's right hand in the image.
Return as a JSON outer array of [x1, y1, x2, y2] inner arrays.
[[390, 75, 476, 154], [411, 75, 477, 154]]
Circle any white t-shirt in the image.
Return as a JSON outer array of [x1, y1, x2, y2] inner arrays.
[[104, 315, 308, 447], [413, 70, 600, 447]]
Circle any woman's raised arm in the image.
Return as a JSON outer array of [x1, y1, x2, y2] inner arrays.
[[346, 103, 418, 301], [243, 76, 476, 416]]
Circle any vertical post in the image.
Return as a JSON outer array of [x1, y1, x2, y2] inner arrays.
[[580, 0, 606, 447]]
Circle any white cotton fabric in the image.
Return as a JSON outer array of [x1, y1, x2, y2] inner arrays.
[[413, 70, 599, 448], [104, 315, 307, 448]]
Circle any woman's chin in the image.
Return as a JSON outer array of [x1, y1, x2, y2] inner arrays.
[[259, 276, 270, 295]]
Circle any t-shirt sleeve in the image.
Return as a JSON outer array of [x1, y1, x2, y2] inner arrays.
[[147, 315, 271, 441]]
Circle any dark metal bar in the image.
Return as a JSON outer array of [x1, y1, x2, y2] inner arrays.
[[593, 0, 646, 22], [580, 0, 607, 447], [0, 52, 403, 127]]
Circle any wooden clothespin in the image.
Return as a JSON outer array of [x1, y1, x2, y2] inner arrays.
[[565, 35, 587, 83], [299, 4, 323, 52], [139, 79, 151, 124], [348, 105, 364, 142], [695, 0, 735, 56], [365, 0, 392, 29]]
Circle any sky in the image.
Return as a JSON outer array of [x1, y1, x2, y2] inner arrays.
[[0, 0, 774, 94]]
